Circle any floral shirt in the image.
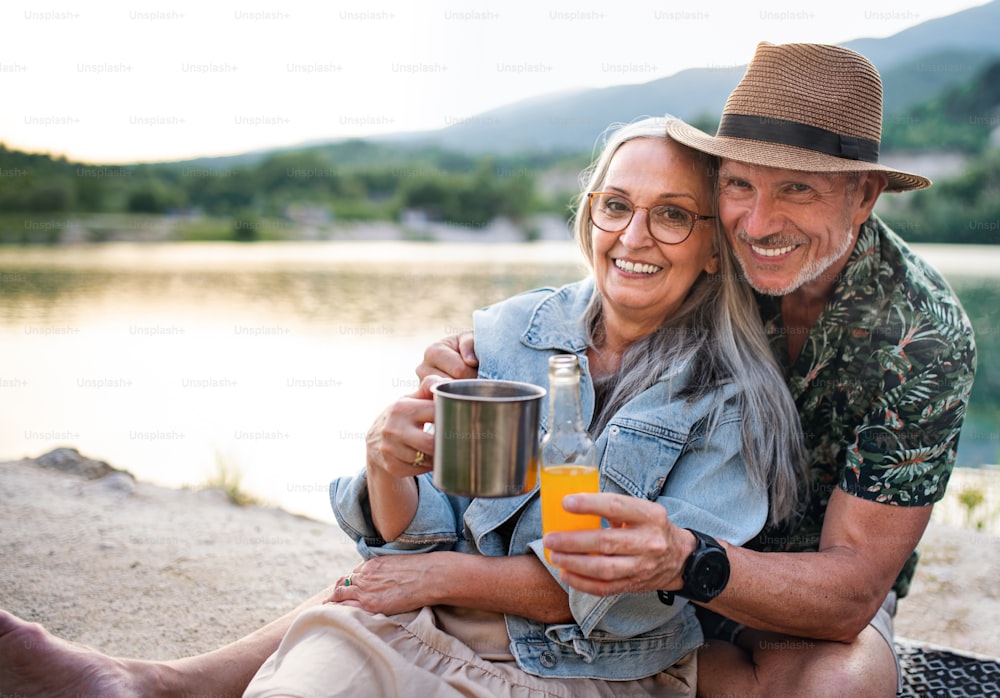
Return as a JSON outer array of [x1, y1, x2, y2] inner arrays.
[[746, 215, 977, 597]]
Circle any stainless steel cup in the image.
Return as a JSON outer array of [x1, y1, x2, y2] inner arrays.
[[430, 379, 546, 498]]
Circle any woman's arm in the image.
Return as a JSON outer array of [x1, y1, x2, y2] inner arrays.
[[364, 379, 438, 541], [330, 551, 573, 624]]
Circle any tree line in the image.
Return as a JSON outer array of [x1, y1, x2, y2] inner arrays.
[[0, 140, 586, 243]]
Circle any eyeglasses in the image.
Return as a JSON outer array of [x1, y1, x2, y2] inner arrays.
[[587, 192, 716, 245]]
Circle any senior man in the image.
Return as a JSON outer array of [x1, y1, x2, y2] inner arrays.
[[418, 43, 976, 697]]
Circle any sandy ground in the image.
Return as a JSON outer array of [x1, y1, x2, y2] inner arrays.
[[1, 450, 997, 667]]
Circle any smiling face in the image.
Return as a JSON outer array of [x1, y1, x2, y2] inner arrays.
[[591, 138, 718, 342], [717, 159, 884, 297]]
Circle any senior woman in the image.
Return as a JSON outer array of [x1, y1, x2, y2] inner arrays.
[[242, 117, 806, 697]]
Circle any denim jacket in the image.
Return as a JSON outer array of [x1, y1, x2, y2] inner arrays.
[[332, 279, 767, 681]]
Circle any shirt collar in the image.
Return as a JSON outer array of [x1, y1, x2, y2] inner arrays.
[[521, 278, 594, 353]]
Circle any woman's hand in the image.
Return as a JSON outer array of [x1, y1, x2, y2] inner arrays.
[[367, 376, 440, 479], [365, 376, 442, 541], [327, 554, 445, 616], [543, 493, 696, 597], [415, 331, 478, 381], [328, 552, 573, 623]]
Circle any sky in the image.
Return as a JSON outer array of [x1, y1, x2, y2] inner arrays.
[[1, 0, 991, 164]]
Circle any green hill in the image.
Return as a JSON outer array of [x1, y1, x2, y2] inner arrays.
[[875, 57, 1000, 245], [880, 50, 999, 116], [882, 58, 1000, 152]]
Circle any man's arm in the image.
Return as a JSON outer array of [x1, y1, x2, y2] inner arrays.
[[710, 489, 930, 641], [547, 489, 930, 642], [416, 331, 478, 381]]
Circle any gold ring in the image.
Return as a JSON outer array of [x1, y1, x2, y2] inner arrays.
[[412, 451, 425, 468]]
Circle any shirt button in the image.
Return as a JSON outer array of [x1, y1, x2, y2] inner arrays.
[[609, 426, 619, 436], [539, 651, 557, 668]]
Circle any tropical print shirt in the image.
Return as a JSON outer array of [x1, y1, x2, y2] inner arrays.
[[746, 215, 977, 597]]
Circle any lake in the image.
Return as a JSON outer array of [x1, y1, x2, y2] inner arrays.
[[1, 240, 998, 524]]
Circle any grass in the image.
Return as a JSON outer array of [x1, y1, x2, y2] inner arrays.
[[204, 453, 260, 507], [958, 485, 990, 530], [933, 466, 1000, 533]]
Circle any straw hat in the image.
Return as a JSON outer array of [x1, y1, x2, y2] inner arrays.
[[666, 42, 931, 192]]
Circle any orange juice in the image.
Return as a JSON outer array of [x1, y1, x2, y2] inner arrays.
[[540, 464, 600, 561]]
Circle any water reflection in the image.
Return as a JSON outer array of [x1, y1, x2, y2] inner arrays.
[[945, 277, 1000, 466], [0, 243, 585, 521]]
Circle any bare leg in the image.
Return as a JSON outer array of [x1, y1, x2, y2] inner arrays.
[[0, 584, 335, 698], [697, 625, 897, 698]]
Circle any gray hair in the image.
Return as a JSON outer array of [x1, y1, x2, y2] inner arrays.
[[575, 116, 807, 526]]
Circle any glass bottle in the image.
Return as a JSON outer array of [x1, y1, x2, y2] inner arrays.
[[539, 354, 601, 559]]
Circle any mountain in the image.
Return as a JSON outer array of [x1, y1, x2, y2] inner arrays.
[[145, 1, 1000, 168], [378, 66, 742, 157], [840, 2, 998, 72], [383, 1, 1000, 155]]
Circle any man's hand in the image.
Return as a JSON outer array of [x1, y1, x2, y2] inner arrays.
[[416, 331, 478, 381], [543, 493, 696, 596]]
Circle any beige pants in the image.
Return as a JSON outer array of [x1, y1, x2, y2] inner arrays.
[[244, 604, 695, 698]]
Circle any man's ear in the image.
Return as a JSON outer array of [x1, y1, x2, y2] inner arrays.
[[852, 172, 888, 228]]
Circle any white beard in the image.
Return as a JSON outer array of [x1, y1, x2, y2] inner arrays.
[[736, 222, 856, 297]]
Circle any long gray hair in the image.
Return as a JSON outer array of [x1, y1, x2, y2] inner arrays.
[[574, 116, 807, 526]]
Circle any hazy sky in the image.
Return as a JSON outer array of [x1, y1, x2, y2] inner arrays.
[[2, 0, 990, 163]]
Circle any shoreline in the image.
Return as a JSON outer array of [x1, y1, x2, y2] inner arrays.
[[0, 236, 997, 274], [1, 450, 997, 661]]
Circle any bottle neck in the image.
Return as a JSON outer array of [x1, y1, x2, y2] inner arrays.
[[548, 374, 585, 432]]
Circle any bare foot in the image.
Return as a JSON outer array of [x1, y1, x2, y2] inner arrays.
[[0, 609, 155, 697]]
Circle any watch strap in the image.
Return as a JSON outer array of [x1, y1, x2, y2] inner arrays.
[[657, 529, 727, 605], [681, 529, 729, 601]]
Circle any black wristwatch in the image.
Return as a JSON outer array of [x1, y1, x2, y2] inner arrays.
[[657, 529, 730, 605]]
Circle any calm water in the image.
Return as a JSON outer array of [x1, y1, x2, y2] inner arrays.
[[1, 241, 997, 523], [0, 242, 586, 522]]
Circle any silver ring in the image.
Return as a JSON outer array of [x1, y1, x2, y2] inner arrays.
[[412, 451, 425, 468], [344, 575, 352, 587]]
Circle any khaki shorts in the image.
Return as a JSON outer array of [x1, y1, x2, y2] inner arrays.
[[244, 603, 696, 698], [870, 591, 902, 693]]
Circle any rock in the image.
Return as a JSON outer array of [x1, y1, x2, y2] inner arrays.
[[34, 447, 132, 482], [100, 471, 137, 495]]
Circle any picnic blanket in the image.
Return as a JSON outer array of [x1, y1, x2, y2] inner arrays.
[[897, 639, 1000, 697]]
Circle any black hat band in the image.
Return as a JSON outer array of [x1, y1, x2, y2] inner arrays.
[[717, 113, 880, 163]]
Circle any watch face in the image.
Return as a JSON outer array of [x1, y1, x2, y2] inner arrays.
[[683, 530, 730, 601], [693, 552, 729, 595]]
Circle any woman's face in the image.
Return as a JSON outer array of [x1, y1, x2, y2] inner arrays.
[[592, 138, 718, 340]]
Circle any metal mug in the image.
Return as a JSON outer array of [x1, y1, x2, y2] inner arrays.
[[430, 379, 546, 498]]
